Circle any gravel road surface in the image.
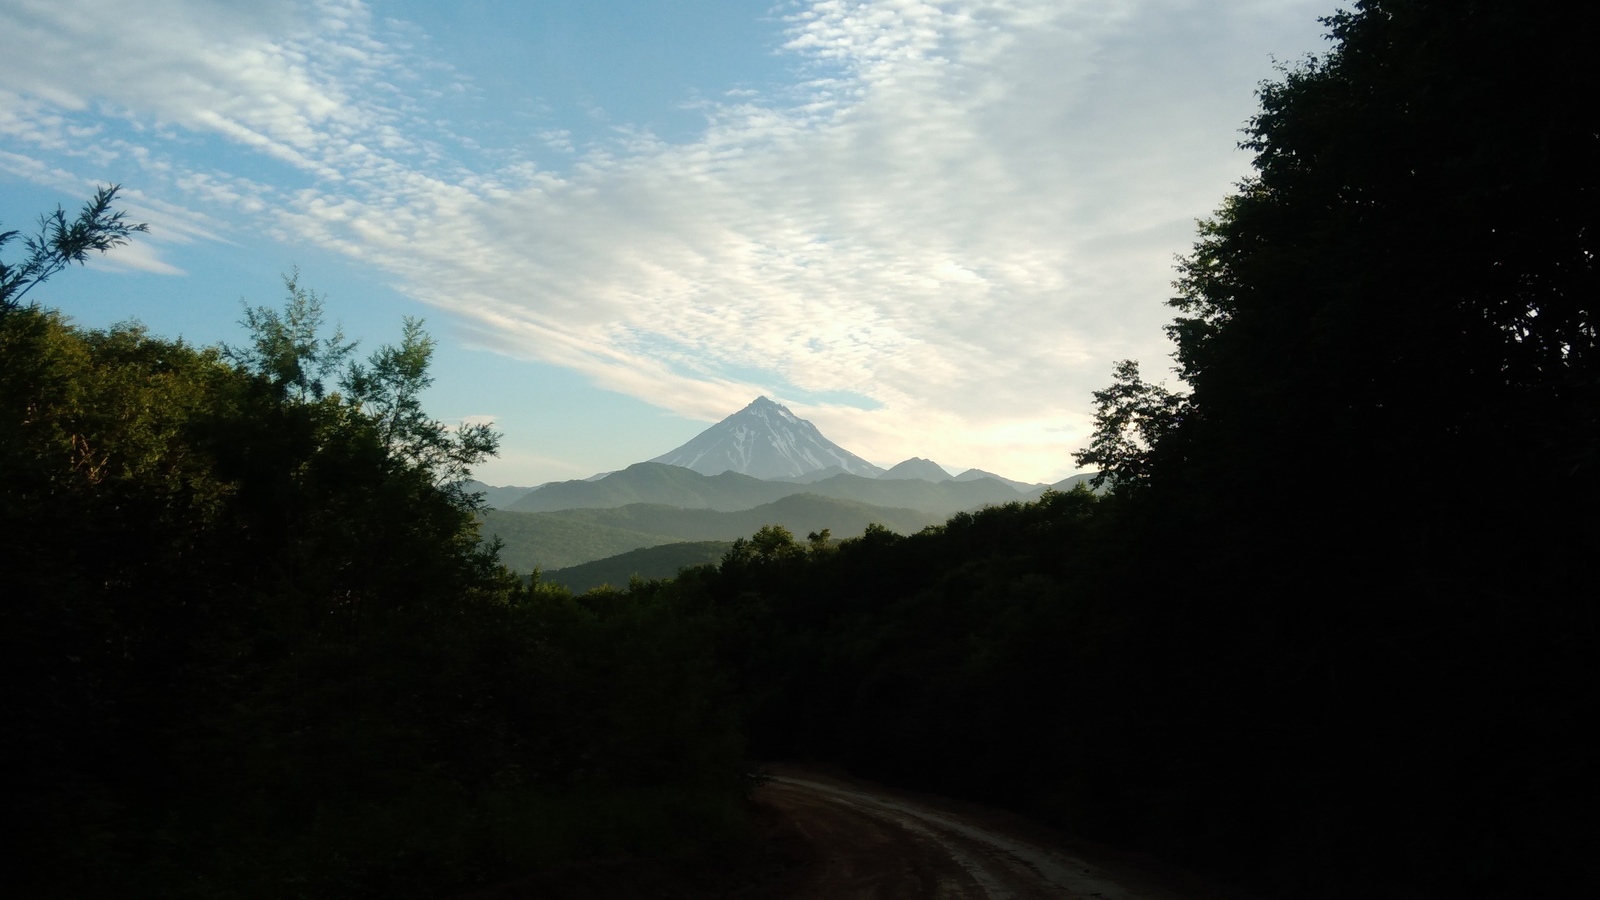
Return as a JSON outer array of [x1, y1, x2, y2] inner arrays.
[[757, 770, 1214, 900], [459, 767, 1237, 899]]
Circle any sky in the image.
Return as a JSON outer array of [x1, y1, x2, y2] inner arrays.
[[0, 0, 1332, 486]]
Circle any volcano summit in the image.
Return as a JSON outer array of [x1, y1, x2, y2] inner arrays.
[[649, 396, 883, 480]]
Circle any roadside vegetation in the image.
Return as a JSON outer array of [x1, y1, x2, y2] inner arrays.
[[4, 1, 1593, 898], [2, 266, 745, 899]]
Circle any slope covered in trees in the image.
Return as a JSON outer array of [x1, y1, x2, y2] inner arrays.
[[544, 540, 737, 594], [482, 506, 686, 570], [1, 268, 748, 899]]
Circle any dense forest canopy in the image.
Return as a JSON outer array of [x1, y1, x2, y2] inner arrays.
[[1, 258, 747, 898], [4, 1, 1595, 897]]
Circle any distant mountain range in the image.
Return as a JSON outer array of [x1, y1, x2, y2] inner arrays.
[[506, 461, 1043, 515], [468, 482, 546, 510], [467, 395, 1085, 510], [471, 396, 1099, 578], [952, 468, 1044, 493], [507, 462, 793, 512], [543, 493, 945, 543]]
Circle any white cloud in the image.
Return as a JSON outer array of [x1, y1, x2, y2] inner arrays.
[[89, 239, 187, 276], [0, 0, 1329, 481]]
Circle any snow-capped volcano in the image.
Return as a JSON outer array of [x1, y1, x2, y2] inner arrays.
[[650, 396, 884, 479]]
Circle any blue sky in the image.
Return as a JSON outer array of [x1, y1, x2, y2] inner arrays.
[[0, 0, 1330, 485]]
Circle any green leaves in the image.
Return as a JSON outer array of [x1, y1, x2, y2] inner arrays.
[[228, 273, 499, 497], [2, 194, 749, 895], [723, 523, 804, 569], [1072, 359, 1186, 489], [343, 316, 499, 491], [226, 268, 357, 402], [0, 185, 148, 312]]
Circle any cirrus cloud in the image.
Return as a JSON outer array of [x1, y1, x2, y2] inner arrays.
[[0, 0, 1329, 481]]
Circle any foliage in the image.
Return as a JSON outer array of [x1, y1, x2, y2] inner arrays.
[[723, 524, 806, 567], [227, 272, 498, 502], [3, 267, 746, 898], [0, 184, 148, 311], [481, 508, 682, 571], [343, 315, 498, 492], [668, 488, 1115, 794], [225, 268, 357, 401], [542, 540, 736, 594], [1113, 7, 1600, 888], [1071, 359, 1186, 488]]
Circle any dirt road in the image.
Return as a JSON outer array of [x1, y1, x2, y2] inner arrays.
[[461, 768, 1235, 900], [756, 769, 1218, 900]]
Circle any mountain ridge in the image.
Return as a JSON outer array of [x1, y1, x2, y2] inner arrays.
[[508, 461, 1042, 516], [879, 457, 952, 481], [508, 462, 795, 513]]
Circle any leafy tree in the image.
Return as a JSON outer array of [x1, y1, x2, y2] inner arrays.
[[1072, 359, 1186, 488], [805, 527, 833, 555], [1067, 1, 1599, 894], [0, 184, 147, 311], [225, 268, 357, 401], [3, 244, 749, 899], [343, 315, 498, 493], [227, 271, 498, 503], [1148, 0, 1597, 495], [723, 523, 803, 567]]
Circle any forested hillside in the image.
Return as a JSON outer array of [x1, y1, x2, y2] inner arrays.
[[544, 541, 736, 594], [482, 506, 684, 570], [1, 264, 748, 899]]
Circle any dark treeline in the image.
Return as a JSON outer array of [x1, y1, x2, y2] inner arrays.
[[1, 271, 746, 898], [654, 1, 1598, 896]]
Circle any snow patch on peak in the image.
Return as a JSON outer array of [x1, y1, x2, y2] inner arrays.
[[744, 395, 800, 425], [650, 397, 882, 479]]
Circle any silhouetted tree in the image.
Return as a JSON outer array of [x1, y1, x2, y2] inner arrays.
[[1072, 359, 1185, 488], [3, 242, 748, 899], [1070, 1, 1600, 894], [0, 185, 146, 311]]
